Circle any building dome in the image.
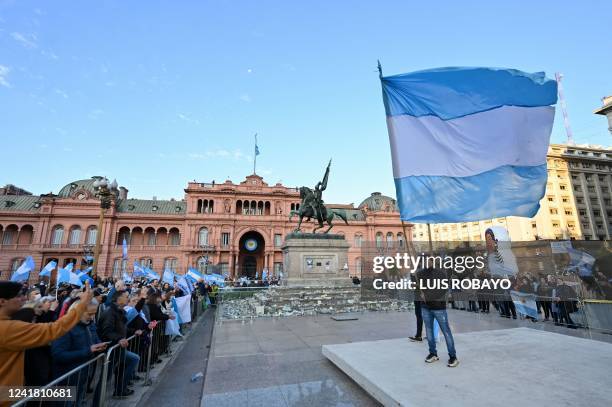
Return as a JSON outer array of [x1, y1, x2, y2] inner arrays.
[[358, 192, 398, 212], [57, 176, 105, 198]]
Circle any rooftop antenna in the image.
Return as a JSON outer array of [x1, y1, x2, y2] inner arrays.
[[555, 72, 575, 145]]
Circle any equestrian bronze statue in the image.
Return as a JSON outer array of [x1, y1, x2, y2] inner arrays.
[[289, 160, 348, 233]]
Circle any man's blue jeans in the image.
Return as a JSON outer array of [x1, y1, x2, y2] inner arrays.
[[421, 306, 457, 359], [115, 349, 140, 394]]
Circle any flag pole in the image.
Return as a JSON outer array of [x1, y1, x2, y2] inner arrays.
[[253, 133, 257, 175]]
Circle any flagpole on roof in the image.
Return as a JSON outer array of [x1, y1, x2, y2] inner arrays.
[[377, 60, 383, 79], [253, 133, 256, 174]]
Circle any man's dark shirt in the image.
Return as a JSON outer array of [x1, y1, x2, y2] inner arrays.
[[417, 267, 448, 310]]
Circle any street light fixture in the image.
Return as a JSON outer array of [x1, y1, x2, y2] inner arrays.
[[91, 177, 118, 279]]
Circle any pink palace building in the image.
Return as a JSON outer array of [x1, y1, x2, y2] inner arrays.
[[0, 174, 410, 281]]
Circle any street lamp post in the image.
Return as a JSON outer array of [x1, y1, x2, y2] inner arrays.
[[91, 177, 118, 279]]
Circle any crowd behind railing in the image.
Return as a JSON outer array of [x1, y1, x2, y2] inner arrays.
[[0, 275, 213, 406]]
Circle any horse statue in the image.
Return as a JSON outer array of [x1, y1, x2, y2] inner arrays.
[[289, 186, 348, 233]]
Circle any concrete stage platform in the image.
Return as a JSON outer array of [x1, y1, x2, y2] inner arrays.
[[322, 328, 612, 407]]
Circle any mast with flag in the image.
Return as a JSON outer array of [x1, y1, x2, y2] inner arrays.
[[253, 133, 260, 174], [378, 63, 557, 250]]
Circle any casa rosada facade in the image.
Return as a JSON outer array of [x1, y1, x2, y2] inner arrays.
[[0, 174, 410, 281]]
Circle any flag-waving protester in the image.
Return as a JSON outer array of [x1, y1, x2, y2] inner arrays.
[[0, 280, 94, 387]]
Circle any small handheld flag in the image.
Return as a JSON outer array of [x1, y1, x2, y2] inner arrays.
[[57, 266, 83, 287], [39, 260, 57, 278], [162, 268, 175, 285], [11, 256, 35, 282]]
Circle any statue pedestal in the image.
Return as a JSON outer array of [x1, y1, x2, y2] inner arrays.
[[281, 232, 352, 287]]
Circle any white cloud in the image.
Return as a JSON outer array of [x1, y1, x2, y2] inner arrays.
[[88, 109, 104, 119], [239, 93, 251, 103], [105, 81, 116, 87], [178, 113, 200, 125], [41, 50, 59, 60], [11, 32, 37, 48], [54, 88, 68, 98], [0, 65, 11, 88], [247, 68, 252, 73]]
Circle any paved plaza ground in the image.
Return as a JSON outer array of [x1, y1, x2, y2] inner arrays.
[[200, 309, 612, 406]]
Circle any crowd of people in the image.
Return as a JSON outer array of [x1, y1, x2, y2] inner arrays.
[[0, 274, 216, 405]]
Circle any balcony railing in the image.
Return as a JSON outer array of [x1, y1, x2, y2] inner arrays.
[[112, 244, 183, 251]]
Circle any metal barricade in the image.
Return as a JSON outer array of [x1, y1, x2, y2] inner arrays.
[[11, 353, 105, 407], [98, 333, 142, 406]]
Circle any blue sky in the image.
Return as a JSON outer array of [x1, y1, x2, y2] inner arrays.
[[1, 1, 610, 204]]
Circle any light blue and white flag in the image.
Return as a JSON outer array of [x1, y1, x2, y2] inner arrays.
[[510, 290, 538, 320], [57, 266, 82, 287], [11, 256, 35, 282], [122, 270, 133, 284], [162, 268, 175, 285], [186, 268, 203, 282], [176, 275, 191, 294], [125, 306, 138, 325], [122, 238, 128, 259], [39, 260, 57, 278], [76, 270, 94, 286], [64, 262, 74, 273], [172, 295, 192, 324], [133, 261, 146, 278], [203, 273, 225, 286], [567, 247, 596, 277], [145, 267, 160, 281], [380, 67, 557, 222]]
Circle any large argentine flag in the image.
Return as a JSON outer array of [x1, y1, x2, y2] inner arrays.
[[381, 67, 557, 222]]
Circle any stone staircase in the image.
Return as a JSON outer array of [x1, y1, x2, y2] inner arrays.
[[217, 285, 413, 320]]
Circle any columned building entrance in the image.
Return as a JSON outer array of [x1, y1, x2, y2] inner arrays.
[[238, 231, 265, 278]]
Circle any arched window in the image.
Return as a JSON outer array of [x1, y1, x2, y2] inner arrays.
[[68, 226, 82, 246], [18, 225, 34, 245], [354, 234, 363, 248], [169, 228, 180, 246], [145, 227, 156, 246], [198, 227, 209, 246], [164, 257, 178, 272], [117, 227, 130, 245], [397, 232, 404, 247], [197, 199, 203, 213], [197, 256, 208, 273], [375, 232, 383, 248], [2, 225, 17, 245], [86, 226, 97, 245], [386, 232, 394, 248], [236, 200, 243, 215], [112, 258, 127, 277], [51, 225, 64, 245], [10, 258, 24, 273], [140, 257, 153, 268]]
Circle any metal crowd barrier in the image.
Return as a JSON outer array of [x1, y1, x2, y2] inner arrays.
[[12, 354, 105, 407], [9, 296, 210, 407]]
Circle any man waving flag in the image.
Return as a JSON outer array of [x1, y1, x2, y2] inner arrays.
[[380, 66, 557, 222]]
